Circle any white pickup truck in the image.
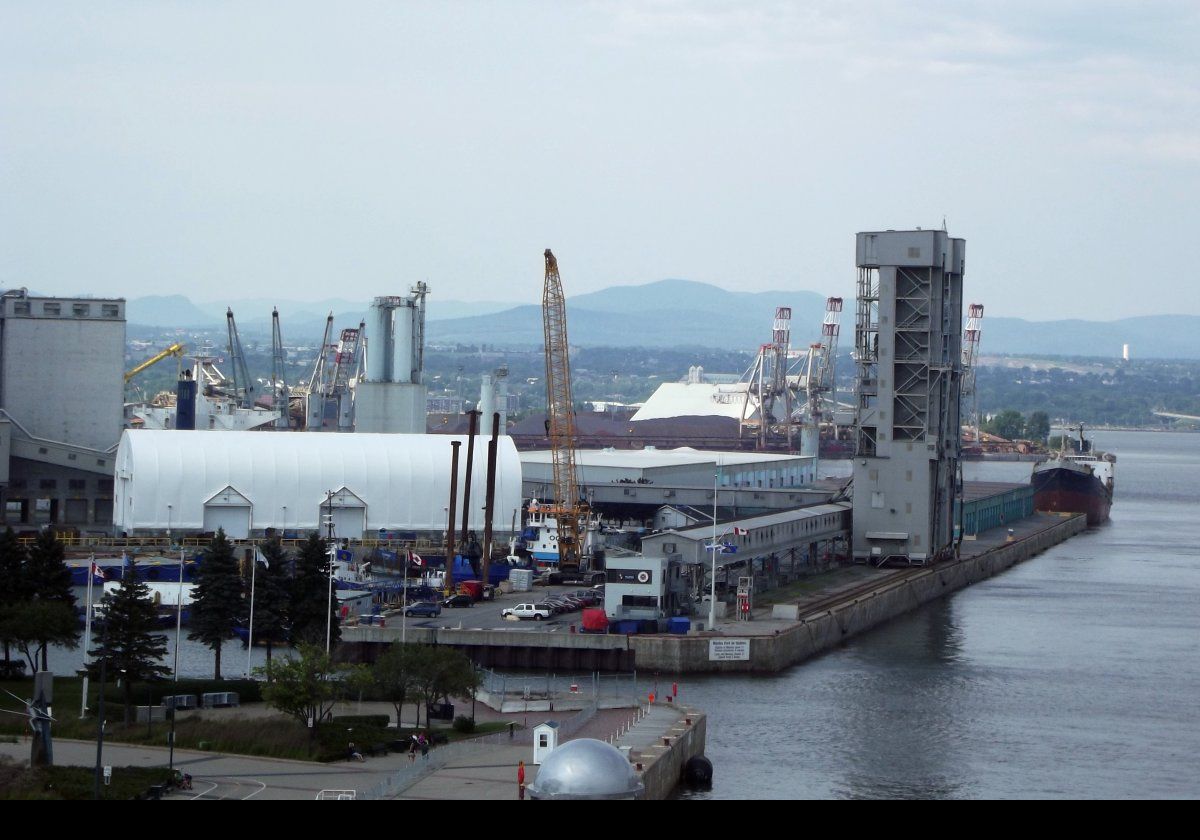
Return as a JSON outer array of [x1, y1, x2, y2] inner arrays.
[[502, 603, 552, 621]]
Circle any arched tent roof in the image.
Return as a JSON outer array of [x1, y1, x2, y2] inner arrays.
[[114, 430, 523, 535]]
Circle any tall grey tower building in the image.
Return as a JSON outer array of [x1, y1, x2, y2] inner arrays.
[[852, 230, 964, 564]]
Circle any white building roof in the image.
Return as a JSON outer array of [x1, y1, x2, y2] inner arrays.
[[519, 447, 810, 470], [114, 430, 523, 534], [630, 382, 756, 422]]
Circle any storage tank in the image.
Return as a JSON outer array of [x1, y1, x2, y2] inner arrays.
[[392, 301, 413, 384], [366, 302, 390, 382]]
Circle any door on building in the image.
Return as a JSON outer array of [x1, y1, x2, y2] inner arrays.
[[203, 486, 253, 539], [321, 487, 366, 542]]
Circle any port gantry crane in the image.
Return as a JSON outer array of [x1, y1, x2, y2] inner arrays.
[[541, 248, 588, 575]]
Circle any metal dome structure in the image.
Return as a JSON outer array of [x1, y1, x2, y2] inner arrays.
[[526, 738, 644, 800]]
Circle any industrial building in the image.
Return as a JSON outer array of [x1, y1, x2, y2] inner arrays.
[[354, 287, 429, 434], [0, 289, 125, 529], [851, 230, 965, 564], [113, 430, 523, 540], [520, 447, 816, 497]]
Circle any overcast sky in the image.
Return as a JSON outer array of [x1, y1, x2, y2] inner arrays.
[[2, 1, 1197, 320]]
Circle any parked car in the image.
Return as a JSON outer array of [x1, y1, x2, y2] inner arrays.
[[405, 601, 442, 618], [502, 603, 553, 621], [442, 593, 473, 608]]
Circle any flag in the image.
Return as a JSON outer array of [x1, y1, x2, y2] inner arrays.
[[91, 562, 106, 583], [734, 527, 749, 536], [254, 549, 269, 568], [410, 551, 424, 567]]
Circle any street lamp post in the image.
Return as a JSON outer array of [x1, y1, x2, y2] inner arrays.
[[169, 547, 184, 775], [709, 461, 719, 630], [325, 490, 336, 655]]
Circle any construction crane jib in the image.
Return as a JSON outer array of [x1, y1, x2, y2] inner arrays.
[[124, 342, 186, 383], [541, 249, 587, 572]]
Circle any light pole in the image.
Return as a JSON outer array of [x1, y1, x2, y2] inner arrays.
[[325, 489, 336, 656], [709, 460, 720, 630], [169, 547, 184, 775]]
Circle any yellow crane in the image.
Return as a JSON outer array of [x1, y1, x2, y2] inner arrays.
[[542, 249, 588, 576], [124, 343, 186, 383]]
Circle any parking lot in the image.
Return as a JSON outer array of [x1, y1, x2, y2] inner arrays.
[[395, 583, 603, 632]]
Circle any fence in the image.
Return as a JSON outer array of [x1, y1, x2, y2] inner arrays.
[[477, 669, 640, 710]]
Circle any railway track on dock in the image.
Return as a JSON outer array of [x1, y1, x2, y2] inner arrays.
[[792, 565, 933, 620]]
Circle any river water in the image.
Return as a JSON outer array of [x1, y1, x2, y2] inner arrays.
[[675, 431, 1200, 799]]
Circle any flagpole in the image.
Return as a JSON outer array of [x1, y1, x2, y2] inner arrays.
[[246, 550, 257, 678], [170, 548, 184, 774], [80, 554, 94, 719], [402, 550, 409, 646], [709, 462, 718, 631]]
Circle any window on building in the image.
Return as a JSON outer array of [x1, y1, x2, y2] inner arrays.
[[98, 479, 114, 493], [621, 595, 659, 609], [9, 479, 26, 490], [73, 303, 91, 317], [39, 479, 57, 490], [69, 479, 87, 491], [102, 304, 120, 317], [43, 302, 61, 316], [13, 302, 30, 315]]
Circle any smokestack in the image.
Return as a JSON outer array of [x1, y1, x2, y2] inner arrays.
[[481, 412, 500, 587], [176, 369, 197, 431], [460, 410, 479, 544], [445, 440, 460, 596]]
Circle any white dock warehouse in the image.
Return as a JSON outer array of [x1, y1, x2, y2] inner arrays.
[[113, 430, 523, 540]]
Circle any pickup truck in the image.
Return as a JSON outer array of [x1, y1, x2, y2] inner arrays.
[[501, 603, 553, 621]]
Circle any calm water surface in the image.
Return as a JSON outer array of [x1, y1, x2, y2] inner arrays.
[[676, 431, 1200, 799]]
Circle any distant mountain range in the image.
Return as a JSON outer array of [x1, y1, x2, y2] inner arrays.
[[125, 282, 1200, 359]]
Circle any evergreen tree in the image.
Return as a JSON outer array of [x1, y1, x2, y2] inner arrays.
[[0, 527, 29, 667], [188, 529, 246, 679], [89, 561, 170, 723], [22, 531, 79, 671], [250, 538, 291, 663], [289, 533, 340, 648]]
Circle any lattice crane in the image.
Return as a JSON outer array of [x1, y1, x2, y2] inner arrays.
[[542, 249, 587, 572]]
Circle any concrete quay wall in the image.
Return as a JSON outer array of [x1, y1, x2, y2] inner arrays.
[[636, 708, 708, 800], [341, 625, 635, 670], [630, 513, 1088, 673]]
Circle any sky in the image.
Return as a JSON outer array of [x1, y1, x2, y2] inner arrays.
[[2, 1, 1198, 321]]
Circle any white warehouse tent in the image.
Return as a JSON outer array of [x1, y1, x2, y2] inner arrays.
[[114, 430, 523, 540]]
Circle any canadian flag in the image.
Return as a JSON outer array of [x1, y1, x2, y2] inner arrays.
[[409, 550, 425, 567], [733, 527, 749, 536]]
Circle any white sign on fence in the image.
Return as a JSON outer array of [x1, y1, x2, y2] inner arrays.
[[708, 638, 751, 662]]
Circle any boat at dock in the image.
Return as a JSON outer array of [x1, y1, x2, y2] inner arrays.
[[1031, 425, 1115, 526]]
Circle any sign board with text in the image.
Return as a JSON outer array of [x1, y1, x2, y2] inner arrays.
[[708, 638, 751, 662]]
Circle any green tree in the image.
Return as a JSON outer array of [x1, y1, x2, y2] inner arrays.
[[1027, 410, 1051, 442], [250, 538, 291, 663], [188, 529, 246, 680], [255, 644, 366, 740], [21, 531, 79, 671], [411, 647, 479, 730], [0, 527, 29, 667], [289, 533, 340, 648], [88, 562, 170, 723], [983, 409, 1026, 441], [373, 642, 422, 728]]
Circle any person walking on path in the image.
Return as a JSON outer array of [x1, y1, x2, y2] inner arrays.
[[517, 760, 526, 800]]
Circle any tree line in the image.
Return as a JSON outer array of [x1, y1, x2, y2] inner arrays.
[[1, 527, 481, 735]]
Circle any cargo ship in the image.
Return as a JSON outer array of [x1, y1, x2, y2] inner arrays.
[[1031, 425, 1115, 526]]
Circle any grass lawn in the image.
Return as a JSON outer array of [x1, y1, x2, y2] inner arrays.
[[0, 758, 171, 800], [2, 676, 519, 762]]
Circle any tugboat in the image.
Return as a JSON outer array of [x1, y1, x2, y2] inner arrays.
[[1031, 424, 1116, 526]]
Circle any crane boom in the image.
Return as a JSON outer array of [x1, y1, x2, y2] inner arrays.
[[542, 249, 586, 571], [124, 343, 186, 383]]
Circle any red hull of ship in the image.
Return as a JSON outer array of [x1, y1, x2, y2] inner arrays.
[[1034, 487, 1111, 526]]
